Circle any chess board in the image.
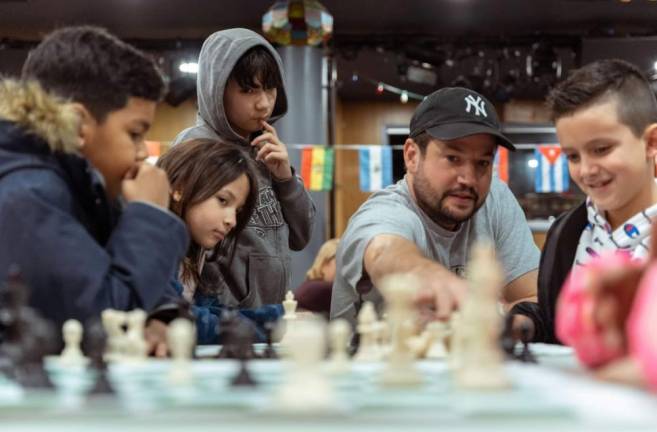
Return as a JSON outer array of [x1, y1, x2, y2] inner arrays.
[[1, 344, 656, 432]]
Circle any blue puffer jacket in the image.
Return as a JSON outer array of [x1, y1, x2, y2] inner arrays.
[[172, 280, 283, 344], [0, 80, 189, 329]]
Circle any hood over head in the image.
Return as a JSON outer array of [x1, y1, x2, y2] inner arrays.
[[174, 28, 288, 146]]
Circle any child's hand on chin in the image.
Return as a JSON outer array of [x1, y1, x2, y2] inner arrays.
[[121, 163, 171, 209], [251, 121, 293, 180]]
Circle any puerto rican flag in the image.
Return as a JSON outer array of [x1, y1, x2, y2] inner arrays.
[[359, 146, 393, 192], [534, 145, 569, 193]]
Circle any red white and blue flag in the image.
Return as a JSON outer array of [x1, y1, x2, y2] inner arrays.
[[534, 145, 569, 193]]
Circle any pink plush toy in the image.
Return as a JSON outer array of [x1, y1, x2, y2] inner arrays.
[[627, 263, 657, 391], [556, 251, 641, 368]]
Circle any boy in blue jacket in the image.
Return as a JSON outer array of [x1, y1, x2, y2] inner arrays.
[[0, 26, 189, 353]]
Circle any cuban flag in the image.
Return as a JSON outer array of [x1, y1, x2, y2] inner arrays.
[[534, 145, 569, 193], [359, 146, 393, 192]]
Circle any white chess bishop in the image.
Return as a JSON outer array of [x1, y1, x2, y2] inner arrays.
[[353, 301, 382, 362], [326, 318, 351, 374]]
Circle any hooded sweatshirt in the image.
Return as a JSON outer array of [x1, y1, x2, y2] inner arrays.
[[173, 28, 315, 308], [0, 80, 189, 329]]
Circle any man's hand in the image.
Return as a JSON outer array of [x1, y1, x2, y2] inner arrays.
[[144, 319, 169, 358], [413, 265, 468, 321], [251, 121, 293, 180], [122, 163, 171, 209], [365, 234, 467, 323]]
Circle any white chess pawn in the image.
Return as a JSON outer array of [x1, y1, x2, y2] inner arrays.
[[167, 318, 195, 386], [60, 319, 86, 366], [124, 309, 148, 361], [282, 290, 298, 320], [327, 319, 351, 374]]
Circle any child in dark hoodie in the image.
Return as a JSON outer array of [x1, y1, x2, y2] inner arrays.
[[0, 26, 189, 354], [173, 28, 315, 309]]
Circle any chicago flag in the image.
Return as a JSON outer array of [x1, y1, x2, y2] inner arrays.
[[359, 146, 393, 192], [534, 145, 569, 193]]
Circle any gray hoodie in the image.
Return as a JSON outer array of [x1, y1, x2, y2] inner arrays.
[[173, 28, 315, 308]]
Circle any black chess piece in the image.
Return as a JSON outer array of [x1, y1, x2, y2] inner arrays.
[[518, 321, 538, 363], [82, 319, 114, 395], [230, 319, 257, 387], [0, 266, 56, 388], [262, 321, 278, 360], [216, 309, 241, 359], [500, 313, 518, 360]]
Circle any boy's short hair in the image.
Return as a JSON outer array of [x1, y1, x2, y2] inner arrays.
[[22, 26, 166, 122], [547, 59, 657, 137], [229, 45, 283, 91]]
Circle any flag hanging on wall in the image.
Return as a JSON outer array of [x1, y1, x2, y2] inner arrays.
[[300, 147, 334, 191], [145, 140, 161, 165], [359, 146, 393, 192], [534, 145, 569, 193], [494, 147, 509, 183]]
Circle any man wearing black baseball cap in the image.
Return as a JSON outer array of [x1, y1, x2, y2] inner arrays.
[[331, 87, 539, 326]]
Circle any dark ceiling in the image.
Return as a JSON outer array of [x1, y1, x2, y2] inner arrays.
[[2, 0, 657, 102], [2, 0, 657, 40]]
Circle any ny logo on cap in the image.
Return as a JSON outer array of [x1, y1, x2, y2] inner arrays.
[[464, 95, 487, 117]]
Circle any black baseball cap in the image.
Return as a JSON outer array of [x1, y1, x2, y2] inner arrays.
[[409, 87, 516, 151]]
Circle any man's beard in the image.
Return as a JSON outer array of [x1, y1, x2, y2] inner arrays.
[[412, 169, 482, 230]]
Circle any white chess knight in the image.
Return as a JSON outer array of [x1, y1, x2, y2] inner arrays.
[[378, 273, 423, 387], [282, 290, 298, 320], [59, 319, 87, 366], [102, 309, 127, 362], [353, 301, 382, 362], [167, 318, 195, 386], [454, 242, 510, 390], [123, 309, 148, 361]]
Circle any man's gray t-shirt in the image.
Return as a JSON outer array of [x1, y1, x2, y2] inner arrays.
[[330, 176, 540, 325]]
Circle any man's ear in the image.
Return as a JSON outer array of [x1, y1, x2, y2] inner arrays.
[[70, 102, 96, 150], [403, 138, 420, 173], [644, 123, 657, 159]]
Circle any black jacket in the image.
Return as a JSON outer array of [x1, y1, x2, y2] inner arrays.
[[511, 201, 587, 343], [0, 80, 189, 329]]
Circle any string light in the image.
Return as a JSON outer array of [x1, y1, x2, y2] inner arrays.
[[351, 71, 425, 102]]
